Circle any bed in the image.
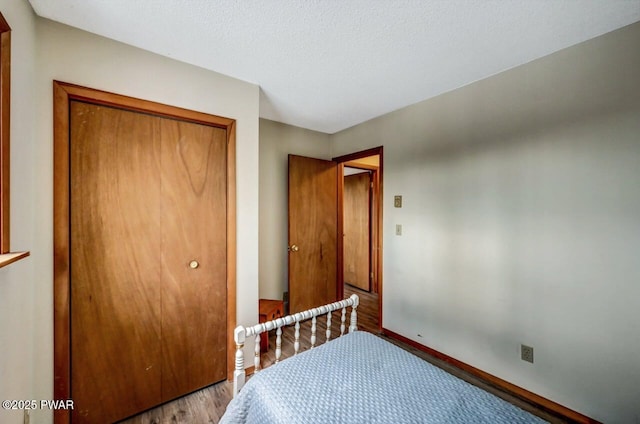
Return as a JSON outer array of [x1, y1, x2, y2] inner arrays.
[[221, 295, 546, 424]]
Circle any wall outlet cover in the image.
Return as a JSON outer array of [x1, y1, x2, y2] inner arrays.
[[394, 195, 402, 208], [521, 344, 534, 363]]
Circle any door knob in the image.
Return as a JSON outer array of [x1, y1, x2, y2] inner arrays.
[[289, 245, 299, 252], [189, 260, 199, 269]]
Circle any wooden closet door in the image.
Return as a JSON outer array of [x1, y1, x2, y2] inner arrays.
[[160, 119, 227, 400], [70, 101, 163, 423], [343, 172, 371, 291], [70, 101, 228, 423]]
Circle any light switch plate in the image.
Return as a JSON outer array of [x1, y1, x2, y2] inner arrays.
[[396, 224, 402, 235], [394, 195, 402, 208]]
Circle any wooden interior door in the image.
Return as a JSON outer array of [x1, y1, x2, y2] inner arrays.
[[288, 155, 338, 313], [343, 172, 371, 291], [159, 118, 228, 400], [69, 101, 227, 423], [70, 102, 163, 422]]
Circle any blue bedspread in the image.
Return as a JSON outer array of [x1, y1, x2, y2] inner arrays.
[[221, 331, 547, 424]]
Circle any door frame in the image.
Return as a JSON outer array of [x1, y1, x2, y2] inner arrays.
[[53, 81, 237, 423], [333, 146, 383, 332]]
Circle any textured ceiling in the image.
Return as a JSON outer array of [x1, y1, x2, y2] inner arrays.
[[29, 1, 640, 133]]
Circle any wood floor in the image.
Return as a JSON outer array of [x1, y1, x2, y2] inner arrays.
[[120, 285, 570, 424]]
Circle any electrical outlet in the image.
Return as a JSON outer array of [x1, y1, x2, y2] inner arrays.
[[521, 344, 534, 363], [395, 224, 402, 236]]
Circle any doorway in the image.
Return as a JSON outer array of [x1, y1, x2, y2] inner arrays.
[[286, 147, 382, 330], [334, 147, 382, 333]]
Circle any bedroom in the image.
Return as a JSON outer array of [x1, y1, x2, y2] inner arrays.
[[0, 0, 639, 423]]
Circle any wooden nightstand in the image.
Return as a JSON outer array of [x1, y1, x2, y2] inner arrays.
[[259, 299, 284, 352]]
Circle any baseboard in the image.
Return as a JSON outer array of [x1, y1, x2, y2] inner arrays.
[[382, 328, 600, 424]]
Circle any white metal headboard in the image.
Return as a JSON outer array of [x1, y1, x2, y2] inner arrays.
[[232, 294, 359, 395]]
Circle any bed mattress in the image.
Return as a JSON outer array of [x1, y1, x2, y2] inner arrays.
[[221, 331, 547, 423]]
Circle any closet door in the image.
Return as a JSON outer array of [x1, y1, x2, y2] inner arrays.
[[343, 172, 371, 291], [159, 118, 227, 400], [70, 101, 163, 422], [69, 100, 227, 423]]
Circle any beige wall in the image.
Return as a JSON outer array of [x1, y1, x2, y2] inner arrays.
[[2, 1, 639, 422], [331, 22, 640, 423], [258, 119, 330, 299], [0, 1, 38, 424], [0, 1, 260, 422]]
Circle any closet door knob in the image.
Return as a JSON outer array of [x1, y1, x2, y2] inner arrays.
[[189, 260, 199, 269]]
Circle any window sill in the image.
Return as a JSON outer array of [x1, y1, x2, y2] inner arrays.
[[0, 251, 30, 269]]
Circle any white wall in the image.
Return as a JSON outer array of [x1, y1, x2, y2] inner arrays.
[[1, 2, 260, 421], [0, 1, 37, 424], [259, 119, 330, 300], [331, 22, 640, 424]]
